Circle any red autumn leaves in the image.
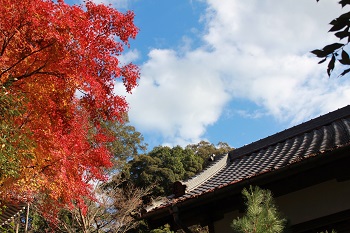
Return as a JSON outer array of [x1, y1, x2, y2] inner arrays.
[[0, 0, 139, 219]]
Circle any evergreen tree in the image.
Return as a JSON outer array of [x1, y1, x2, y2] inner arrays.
[[150, 224, 174, 233], [231, 186, 286, 233], [127, 141, 233, 198]]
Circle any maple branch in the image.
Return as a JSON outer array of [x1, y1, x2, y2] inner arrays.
[[0, 41, 56, 83], [0, 20, 29, 56], [6, 59, 65, 87], [18, 111, 32, 130], [77, 89, 88, 96], [37, 71, 64, 79], [0, 32, 16, 56], [15, 61, 49, 81]]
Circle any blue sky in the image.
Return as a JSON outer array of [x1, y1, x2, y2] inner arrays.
[[68, 0, 350, 150]]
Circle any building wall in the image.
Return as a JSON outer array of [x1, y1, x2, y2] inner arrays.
[[213, 179, 350, 232]]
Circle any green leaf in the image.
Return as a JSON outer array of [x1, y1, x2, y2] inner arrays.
[[339, 50, 350, 65], [339, 0, 350, 7], [310, 49, 327, 58], [323, 43, 344, 53], [342, 50, 350, 59], [340, 68, 350, 77], [329, 12, 350, 29], [327, 55, 336, 77], [318, 57, 327, 64], [329, 23, 347, 32], [338, 10, 350, 19], [335, 30, 350, 40]]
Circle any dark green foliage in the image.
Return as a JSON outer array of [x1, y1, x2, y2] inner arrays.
[[232, 186, 286, 233], [186, 141, 232, 169], [0, 87, 34, 181], [150, 224, 174, 233], [0, 223, 15, 233], [123, 141, 232, 232], [102, 114, 147, 168], [313, 1, 350, 77], [126, 141, 233, 197], [126, 146, 201, 197], [30, 210, 54, 232]]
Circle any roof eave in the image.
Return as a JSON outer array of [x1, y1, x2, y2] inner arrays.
[[142, 144, 350, 222]]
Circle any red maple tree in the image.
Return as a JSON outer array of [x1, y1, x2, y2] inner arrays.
[[0, 0, 139, 220]]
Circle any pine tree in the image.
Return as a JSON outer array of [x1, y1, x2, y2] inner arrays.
[[231, 186, 286, 233]]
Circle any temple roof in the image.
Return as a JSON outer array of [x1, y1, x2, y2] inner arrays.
[[143, 105, 350, 215], [0, 203, 26, 226]]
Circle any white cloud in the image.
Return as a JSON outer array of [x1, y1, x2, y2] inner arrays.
[[119, 0, 350, 146], [116, 48, 230, 145], [201, 0, 350, 124], [118, 49, 140, 65], [85, 0, 129, 9]]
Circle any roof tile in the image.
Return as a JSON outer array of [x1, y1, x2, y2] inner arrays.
[[144, 106, 350, 214]]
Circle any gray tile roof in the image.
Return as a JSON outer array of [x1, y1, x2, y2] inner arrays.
[[0, 203, 26, 226], [181, 106, 350, 199], [144, 105, 350, 214], [183, 153, 229, 193]]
